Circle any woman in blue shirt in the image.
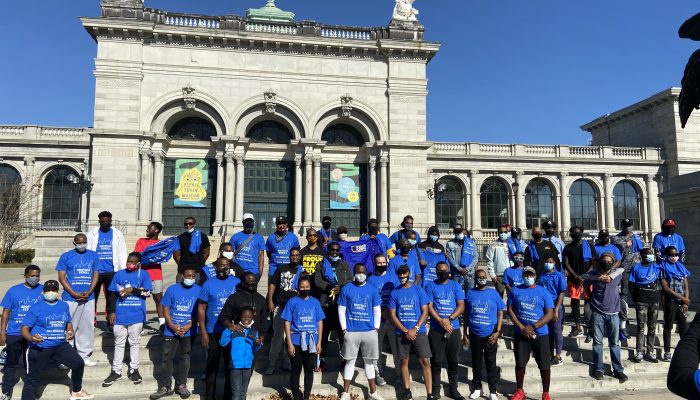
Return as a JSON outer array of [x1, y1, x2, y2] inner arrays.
[[629, 248, 662, 363], [660, 246, 691, 362]]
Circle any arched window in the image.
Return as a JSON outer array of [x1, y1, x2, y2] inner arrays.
[[168, 117, 216, 141], [525, 179, 554, 229], [247, 121, 292, 144], [434, 177, 464, 231], [0, 165, 22, 221], [42, 167, 79, 225], [569, 179, 598, 230], [480, 178, 509, 229], [322, 124, 364, 147], [613, 181, 641, 230]]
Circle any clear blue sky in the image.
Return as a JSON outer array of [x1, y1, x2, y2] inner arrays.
[[0, 1, 697, 145]]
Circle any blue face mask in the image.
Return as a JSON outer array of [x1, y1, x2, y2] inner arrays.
[[408, 239, 417, 246], [499, 233, 510, 241], [182, 278, 196, 287], [329, 255, 340, 262], [644, 254, 655, 263], [544, 262, 555, 271], [429, 235, 439, 242], [524, 277, 535, 286]]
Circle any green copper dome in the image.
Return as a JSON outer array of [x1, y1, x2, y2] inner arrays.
[[246, 0, 295, 23]]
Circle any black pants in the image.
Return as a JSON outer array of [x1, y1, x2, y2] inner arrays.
[[469, 332, 499, 393], [320, 305, 343, 358], [158, 336, 192, 389], [668, 312, 700, 398], [664, 297, 689, 352], [22, 342, 84, 400], [1, 335, 26, 396], [428, 329, 461, 396], [94, 271, 115, 323], [205, 332, 231, 400], [290, 346, 316, 399]]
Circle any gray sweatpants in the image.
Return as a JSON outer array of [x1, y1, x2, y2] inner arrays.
[[113, 323, 142, 373], [68, 299, 96, 360]]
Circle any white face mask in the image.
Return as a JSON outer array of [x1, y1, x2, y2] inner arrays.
[[455, 233, 464, 240], [74, 243, 87, 252], [339, 233, 348, 241], [355, 273, 367, 283], [187, 228, 195, 234], [240, 320, 254, 329], [222, 251, 234, 260], [499, 233, 510, 241], [544, 262, 556, 271], [183, 278, 197, 287]]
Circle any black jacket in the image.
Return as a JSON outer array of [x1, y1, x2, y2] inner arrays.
[[313, 258, 353, 307], [218, 287, 269, 333]]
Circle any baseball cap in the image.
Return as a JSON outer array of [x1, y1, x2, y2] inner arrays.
[[243, 213, 255, 221], [275, 216, 288, 225], [523, 266, 536, 275], [397, 265, 411, 275], [621, 218, 633, 227], [662, 219, 677, 227], [453, 224, 463, 233], [542, 220, 555, 229], [598, 229, 609, 236], [322, 216, 332, 223]]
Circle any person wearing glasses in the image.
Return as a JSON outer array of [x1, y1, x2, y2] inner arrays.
[[174, 216, 211, 282]]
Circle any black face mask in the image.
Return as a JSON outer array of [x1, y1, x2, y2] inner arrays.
[[241, 283, 256, 293], [570, 233, 582, 242], [599, 236, 610, 244], [368, 226, 380, 236], [299, 289, 310, 298], [400, 246, 411, 255], [662, 227, 675, 235], [289, 260, 300, 267], [243, 221, 254, 231], [437, 271, 450, 281], [216, 270, 229, 280], [532, 233, 543, 240], [375, 266, 387, 274], [322, 222, 331, 229], [99, 222, 111, 232], [601, 261, 613, 273]]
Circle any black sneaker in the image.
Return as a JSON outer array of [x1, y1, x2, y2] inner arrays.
[[593, 371, 604, 381], [584, 333, 592, 343], [175, 384, 191, 399], [427, 395, 439, 400], [128, 368, 142, 384], [102, 371, 122, 387], [402, 389, 413, 400], [568, 328, 584, 338], [150, 387, 174, 400], [614, 371, 628, 384], [158, 325, 165, 335]]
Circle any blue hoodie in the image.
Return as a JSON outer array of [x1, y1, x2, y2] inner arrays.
[[219, 325, 262, 369]]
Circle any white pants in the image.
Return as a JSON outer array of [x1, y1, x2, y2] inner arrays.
[[112, 323, 142, 373], [67, 299, 95, 360]]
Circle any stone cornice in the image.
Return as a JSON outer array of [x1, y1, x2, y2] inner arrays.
[[580, 88, 680, 132]]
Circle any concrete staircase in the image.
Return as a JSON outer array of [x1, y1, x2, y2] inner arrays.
[[2, 307, 684, 400]]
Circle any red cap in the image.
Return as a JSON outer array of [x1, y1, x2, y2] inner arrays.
[[662, 219, 677, 227]]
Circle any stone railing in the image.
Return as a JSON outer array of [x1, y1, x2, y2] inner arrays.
[[431, 142, 662, 161], [41, 127, 87, 138], [320, 28, 372, 40], [0, 125, 89, 141], [0, 126, 25, 136], [245, 22, 298, 35], [164, 15, 220, 29]]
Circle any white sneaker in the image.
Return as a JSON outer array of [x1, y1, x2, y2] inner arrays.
[[82, 358, 97, 367], [469, 389, 482, 399], [369, 391, 384, 400], [489, 394, 499, 400], [340, 392, 352, 400], [70, 389, 95, 400], [58, 364, 70, 370]]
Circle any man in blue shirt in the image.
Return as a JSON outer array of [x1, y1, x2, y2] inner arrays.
[[367, 253, 399, 387], [56, 233, 100, 366], [389, 265, 434, 400], [660, 245, 691, 362], [389, 238, 421, 285], [507, 266, 554, 400], [151, 266, 201, 400], [594, 230, 623, 265], [503, 251, 525, 295], [266, 216, 300, 277], [389, 215, 422, 248], [0, 265, 43, 400], [338, 263, 383, 400], [417, 227, 450, 288], [21, 280, 94, 400], [229, 213, 266, 277], [464, 268, 505, 400], [542, 220, 564, 263], [103, 252, 153, 388], [629, 248, 662, 363], [198, 257, 240, 400], [320, 215, 340, 245], [653, 218, 686, 262], [361, 218, 394, 258], [425, 262, 465, 400], [536, 255, 567, 366]]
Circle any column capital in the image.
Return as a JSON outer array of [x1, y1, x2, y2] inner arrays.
[[234, 154, 245, 164], [646, 174, 658, 182], [380, 156, 389, 165], [515, 171, 524, 177], [368, 156, 377, 168], [139, 149, 151, 159], [23, 156, 35, 166], [603, 173, 613, 180], [559, 172, 568, 178], [312, 156, 322, 165], [294, 155, 303, 166], [153, 153, 164, 162], [469, 169, 479, 176]]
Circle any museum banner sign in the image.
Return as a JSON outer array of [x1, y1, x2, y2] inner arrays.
[[174, 159, 209, 208], [330, 163, 360, 210]]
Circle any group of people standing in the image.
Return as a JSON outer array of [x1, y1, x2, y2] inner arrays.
[[0, 211, 692, 400]]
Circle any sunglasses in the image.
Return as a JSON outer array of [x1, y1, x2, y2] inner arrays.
[[184, 222, 195, 226], [307, 234, 318, 237]]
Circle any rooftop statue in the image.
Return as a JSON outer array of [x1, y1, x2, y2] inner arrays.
[[679, 12, 700, 128], [392, 0, 419, 22]]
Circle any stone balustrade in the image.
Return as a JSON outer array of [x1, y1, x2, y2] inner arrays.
[[0, 125, 89, 141], [431, 142, 662, 160], [320, 28, 372, 40], [0, 126, 24, 136], [245, 22, 298, 35], [164, 15, 220, 29]]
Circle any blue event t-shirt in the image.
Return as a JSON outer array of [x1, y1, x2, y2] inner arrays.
[[230, 232, 266, 274], [424, 280, 465, 331], [338, 238, 385, 275], [367, 272, 400, 308], [281, 295, 325, 346], [199, 275, 240, 333], [465, 288, 507, 338], [1, 283, 44, 336], [266, 233, 300, 276], [108, 269, 153, 326], [360, 233, 393, 256], [22, 300, 71, 349], [96, 229, 114, 273], [161, 283, 201, 337], [537, 271, 567, 303], [508, 285, 554, 336], [594, 243, 622, 262], [200, 264, 216, 280], [629, 262, 662, 285], [419, 247, 449, 288], [55, 249, 99, 301], [503, 267, 524, 288], [389, 251, 421, 282], [338, 283, 381, 332], [388, 284, 431, 335], [389, 230, 422, 246]]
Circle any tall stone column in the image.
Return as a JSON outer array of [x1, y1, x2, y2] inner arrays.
[[213, 155, 224, 226], [603, 173, 615, 230], [559, 172, 570, 235], [379, 156, 389, 230], [293, 156, 303, 231], [234, 155, 245, 227], [515, 172, 526, 229], [23, 157, 36, 221], [304, 157, 313, 226], [138, 150, 152, 222], [646, 174, 661, 234], [368, 157, 377, 219], [313, 157, 321, 226], [151, 154, 164, 222], [469, 170, 482, 235], [224, 155, 235, 225]]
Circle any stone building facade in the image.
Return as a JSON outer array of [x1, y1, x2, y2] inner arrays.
[[0, 0, 690, 254]]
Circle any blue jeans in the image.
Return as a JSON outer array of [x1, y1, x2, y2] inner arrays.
[[591, 311, 623, 374], [230, 368, 253, 400], [453, 271, 474, 294]]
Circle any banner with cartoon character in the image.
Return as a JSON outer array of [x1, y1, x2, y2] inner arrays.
[[330, 163, 360, 210], [174, 159, 208, 208]]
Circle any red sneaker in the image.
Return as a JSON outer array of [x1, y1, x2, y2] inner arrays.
[[542, 392, 551, 400], [511, 389, 526, 400]]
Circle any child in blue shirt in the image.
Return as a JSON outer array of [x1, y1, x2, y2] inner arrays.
[[220, 307, 262, 400], [536, 255, 567, 366]]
